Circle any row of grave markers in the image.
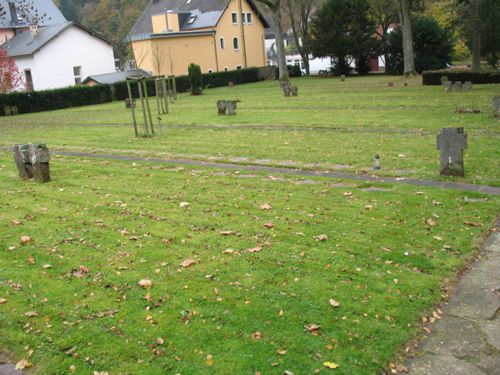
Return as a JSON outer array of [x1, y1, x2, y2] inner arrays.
[[12, 127, 471, 184]]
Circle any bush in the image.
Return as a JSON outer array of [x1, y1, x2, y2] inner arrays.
[[188, 63, 203, 95], [386, 16, 454, 75], [422, 69, 500, 85], [0, 67, 271, 116]]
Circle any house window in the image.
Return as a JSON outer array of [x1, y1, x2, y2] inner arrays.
[[24, 69, 33, 91], [224, 67, 228, 71], [241, 13, 246, 24], [220, 37, 225, 49], [231, 12, 237, 24], [236, 65, 242, 70], [187, 15, 196, 24], [246, 12, 253, 24], [73, 66, 82, 85], [208, 68, 213, 73], [233, 37, 239, 51]]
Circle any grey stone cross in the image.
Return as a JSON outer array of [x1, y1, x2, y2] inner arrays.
[[437, 128, 468, 177]]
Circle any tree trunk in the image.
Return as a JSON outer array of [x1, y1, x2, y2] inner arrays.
[[401, 0, 415, 76], [471, 11, 481, 72], [272, 6, 290, 82]]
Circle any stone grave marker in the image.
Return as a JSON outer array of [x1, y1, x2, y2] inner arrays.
[[228, 81, 234, 87], [3, 106, 18, 116], [463, 81, 473, 92], [217, 100, 239, 115], [436, 128, 467, 177], [492, 96, 500, 117], [454, 81, 463, 92], [443, 81, 453, 92], [13, 143, 51, 182], [440, 76, 448, 84], [291, 86, 298, 96], [340, 75, 346, 81], [125, 98, 135, 109]]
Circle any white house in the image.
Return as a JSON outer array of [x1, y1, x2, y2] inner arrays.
[[0, 0, 116, 91]]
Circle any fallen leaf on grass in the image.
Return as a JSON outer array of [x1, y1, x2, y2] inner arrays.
[[252, 331, 262, 340], [425, 219, 437, 226], [181, 259, 197, 268], [464, 221, 483, 227], [179, 202, 191, 208], [15, 359, 32, 370], [247, 245, 262, 253], [218, 230, 236, 236], [11, 219, 22, 226], [93, 372, 110, 375], [20, 236, 32, 245], [323, 361, 339, 369], [314, 234, 328, 241], [342, 192, 352, 197], [304, 323, 321, 335], [206, 354, 213, 366], [27, 256, 35, 264], [24, 311, 38, 318], [260, 203, 272, 210], [0, 298, 7, 304], [42, 264, 52, 269], [277, 349, 287, 355], [69, 364, 77, 372], [157, 337, 164, 345], [329, 299, 340, 308], [264, 223, 274, 228], [138, 279, 153, 289]]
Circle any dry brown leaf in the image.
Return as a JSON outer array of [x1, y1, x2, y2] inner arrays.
[[181, 259, 197, 268], [425, 219, 437, 226], [329, 299, 340, 308], [260, 203, 272, 210], [179, 202, 191, 208], [304, 323, 321, 335], [252, 331, 262, 340], [264, 222, 274, 228], [464, 221, 483, 227], [20, 236, 32, 245], [24, 311, 38, 318], [0, 298, 7, 304], [15, 359, 32, 370], [323, 361, 339, 369], [69, 364, 77, 372], [11, 219, 22, 226], [247, 245, 262, 253], [157, 337, 164, 345], [138, 278, 153, 289], [342, 192, 352, 197], [314, 234, 328, 241], [277, 349, 287, 355]]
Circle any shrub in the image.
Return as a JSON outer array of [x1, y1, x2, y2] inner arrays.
[[0, 67, 271, 116], [422, 69, 500, 85], [355, 55, 371, 75], [188, 63, 203, 95], [386, 16, 454, 75]]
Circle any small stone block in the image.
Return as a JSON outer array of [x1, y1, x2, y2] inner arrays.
[[492, 96, 500, 116], [443, 81, 453, 92], [463, 81, 472, 92], [437, 128, 467, 177], [454, 81, 463, 92]]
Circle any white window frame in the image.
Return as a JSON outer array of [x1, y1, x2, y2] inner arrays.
[[231, 12, 237, 25], [219, 37, 225, 49], [73, 66, 82, 85], [233, 36, 239, 51]]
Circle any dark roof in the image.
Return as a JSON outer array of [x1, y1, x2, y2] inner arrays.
[[128, 0, 269, 40], [1, 22, 112, 57], [82, 69, 153, 85], [0, 0, 66, 29]]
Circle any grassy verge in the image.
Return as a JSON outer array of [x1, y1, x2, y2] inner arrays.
[[0, 75, 498, 186], [0, 153, 498, 374]]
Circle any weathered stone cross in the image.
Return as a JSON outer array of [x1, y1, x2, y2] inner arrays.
[[437, 128, 468, 177]]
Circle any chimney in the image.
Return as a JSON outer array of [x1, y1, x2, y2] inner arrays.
[[8, 1, 19, 25], [29, 24, 39, 38]]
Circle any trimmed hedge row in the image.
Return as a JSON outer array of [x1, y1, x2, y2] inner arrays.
[[0, 67, 274, 116], [422, 69, 500, 85]]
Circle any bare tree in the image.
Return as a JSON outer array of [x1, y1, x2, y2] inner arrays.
[[151, 40, 166, 76], [256, 0, 290, 82], [285, 0, 317, 75]]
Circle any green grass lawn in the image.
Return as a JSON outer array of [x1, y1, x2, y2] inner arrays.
[[0, 75, 499, 186], [0, 76, 499, 374]]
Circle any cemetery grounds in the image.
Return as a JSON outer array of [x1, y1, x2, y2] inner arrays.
[[0, 75, 499, 374]]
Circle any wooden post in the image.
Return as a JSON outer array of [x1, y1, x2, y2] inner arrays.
[[126, 80, 139, 137], [154, 79, 161, 115], [142, 79, 155, 135], [137, 78, 150, 136], [171, 75, 177, 100], [161, 77, 169, 114]]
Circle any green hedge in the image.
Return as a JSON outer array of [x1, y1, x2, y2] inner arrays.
[[0, 67, 269, 116], [422, 69, 500, 85]]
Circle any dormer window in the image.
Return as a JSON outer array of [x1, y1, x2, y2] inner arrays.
[[187, 15, 196, 24]]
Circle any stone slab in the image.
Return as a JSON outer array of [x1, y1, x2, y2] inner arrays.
[[0, 364, 21, 375], [419, 316, 486, 358], [479, 318, 500, 351], [406, 354, 485, 375]]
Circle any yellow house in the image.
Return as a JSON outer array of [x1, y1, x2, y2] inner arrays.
[[127, 0, 269, 77]]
